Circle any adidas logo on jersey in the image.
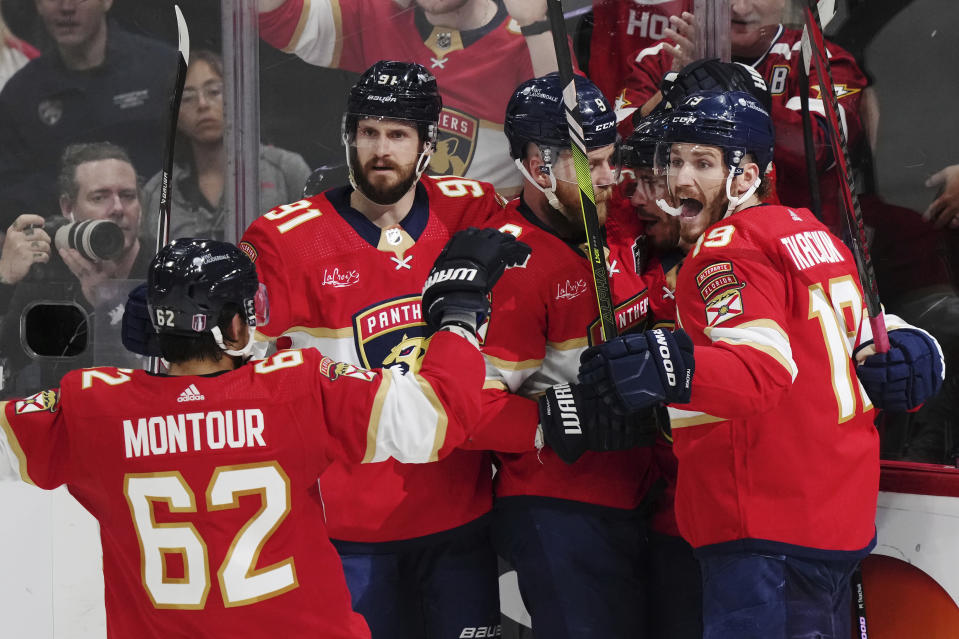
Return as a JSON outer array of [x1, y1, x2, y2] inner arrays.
[[177, 384, 205, 402]]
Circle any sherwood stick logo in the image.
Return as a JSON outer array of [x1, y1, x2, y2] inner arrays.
[[652, 329, 677, 387]]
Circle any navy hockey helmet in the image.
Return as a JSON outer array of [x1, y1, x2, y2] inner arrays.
[[622, 110, 670, 170], [342, 60, 443, 148], [504, 72, 617, 160], [660, 90, 775, 176], [148, 239, 262, 338]]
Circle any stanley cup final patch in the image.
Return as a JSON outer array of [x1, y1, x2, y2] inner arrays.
[[15, 389, 60, 414], [704, 289, 743, 327]]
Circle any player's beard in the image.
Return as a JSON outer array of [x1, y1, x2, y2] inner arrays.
[[351, 149, 419, 205]]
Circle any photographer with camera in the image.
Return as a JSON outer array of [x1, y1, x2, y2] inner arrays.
[[0, 142, 152, 397]]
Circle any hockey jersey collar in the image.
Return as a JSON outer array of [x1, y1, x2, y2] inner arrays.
[[324, 182, 430, 247], [414, 0, 509, 47]]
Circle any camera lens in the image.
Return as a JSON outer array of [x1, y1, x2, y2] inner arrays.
[[54, 220, 124, 261]]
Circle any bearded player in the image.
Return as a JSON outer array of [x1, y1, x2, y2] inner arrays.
[[239, 61, 510, 638], [0, 233, 527, 638], [578, 91, 945, 639]]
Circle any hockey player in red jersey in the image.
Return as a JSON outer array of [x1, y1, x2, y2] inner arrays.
[[0, 234, 527, 639], [477, 72, 661, 638], [239, 61, 510, 638], [617, 0, 867, 235], [578, 91, 945, 639], [257, 0, 559, 194]]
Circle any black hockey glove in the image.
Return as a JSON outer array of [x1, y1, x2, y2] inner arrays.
[[579, 329, 695, 414], [660, 58, 771, 112], [854, 328, 945, 412], [539, 382, 658, 464], [121, 283, 161, 357], [422, 227, 531, 334]]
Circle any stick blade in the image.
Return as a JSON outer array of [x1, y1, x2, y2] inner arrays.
[[174, 4, 190, 66]]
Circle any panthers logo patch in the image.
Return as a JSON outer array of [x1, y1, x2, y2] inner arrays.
[[431, 107, 478, 177], [353, 296, 430, 373]]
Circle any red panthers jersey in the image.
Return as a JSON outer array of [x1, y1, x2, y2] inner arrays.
[[259, 0, 534, 192], [478, 198, 656, 509], [0, 336, 484, 639], [666, 203, 899, 557], [617, 26, 867, 235], [590, 0, 691, 102], [240, 176, 503, 543]]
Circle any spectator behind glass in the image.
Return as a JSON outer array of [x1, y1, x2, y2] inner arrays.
[[588, 0, 691, 105], [616, 0, 868, 237], [256, 0, 560, 195], [0, 9, 38, 91], [0, 142, 153, 398], [0, 0, 175, 227], [141, 50, 310, 242]]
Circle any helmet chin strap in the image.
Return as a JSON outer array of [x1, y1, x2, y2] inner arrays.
[[514, 158, 573, 217], [211, 325, 258, 360], [723, 170, 761, 218]]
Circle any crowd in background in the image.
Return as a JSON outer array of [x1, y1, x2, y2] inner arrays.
[[0, 1, 955, 637]]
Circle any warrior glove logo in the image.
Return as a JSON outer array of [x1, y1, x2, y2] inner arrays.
[[652, 329, 677, 387], [422, 267, 478, 292], [552, 383, 582, 435]]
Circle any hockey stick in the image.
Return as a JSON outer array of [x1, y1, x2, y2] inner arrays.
[[801, 0, 888, 354], [545, 0, 617, 341], [156, 4, 190, 254], [802, 8, 877, 635], [798, 63, 823, 221], [150, 5, 190, 374]]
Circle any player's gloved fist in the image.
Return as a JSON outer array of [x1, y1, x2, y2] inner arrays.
[[660, 58, 769, 110], [122, 283, 161, 357], [578, 328, 695, 414], [854, 328, 945, 412], [538, 383, 657, 464], [422, 227, 531, 334]]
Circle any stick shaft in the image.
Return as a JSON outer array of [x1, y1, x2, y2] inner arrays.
[[802, 0, 887, 352], [545, 0, 617, 341]]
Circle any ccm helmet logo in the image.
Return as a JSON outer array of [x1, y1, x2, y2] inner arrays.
[[594, 121, 615, 131], [652, 329, 677, 387]]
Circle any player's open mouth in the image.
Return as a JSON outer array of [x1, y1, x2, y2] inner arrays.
[[680, 198, 703, 219]]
